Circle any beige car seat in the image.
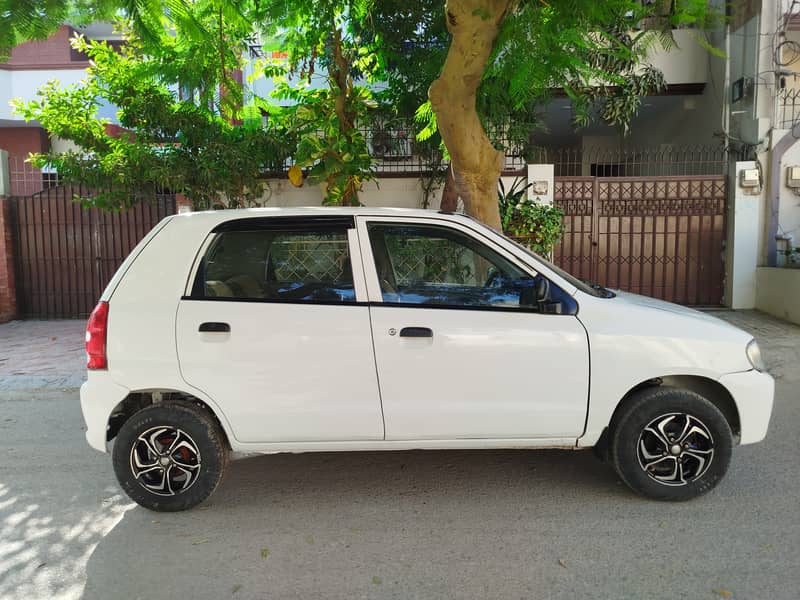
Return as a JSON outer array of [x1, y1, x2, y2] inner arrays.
[[205, 280, 234, 297]]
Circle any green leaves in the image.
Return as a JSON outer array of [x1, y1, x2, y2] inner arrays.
[[12, 26, 293, 211], [499, 177, 564, 255], [479, 0, 719, 135], [260, 1, 381, 206]]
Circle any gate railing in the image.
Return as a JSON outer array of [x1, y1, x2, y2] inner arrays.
[[10, 185, 175, 319], [552, 175, 726, 306]]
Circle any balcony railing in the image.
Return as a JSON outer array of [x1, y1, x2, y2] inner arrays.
[[779, 87, 800, 130]]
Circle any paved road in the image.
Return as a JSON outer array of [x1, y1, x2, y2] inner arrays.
[[0, 312, 798, 599]]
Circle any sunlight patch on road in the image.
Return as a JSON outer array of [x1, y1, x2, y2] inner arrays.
[[0, 482, 135, 600]]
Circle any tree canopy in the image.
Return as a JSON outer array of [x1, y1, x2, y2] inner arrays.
[[8, 0, 717, 224]]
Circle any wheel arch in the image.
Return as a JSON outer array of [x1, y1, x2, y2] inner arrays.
[[106, 389, 232, 449], [593, 375, 741, 461]]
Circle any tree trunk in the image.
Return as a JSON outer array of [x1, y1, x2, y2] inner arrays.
[[428, 0, 510, 231], [440, 164, 458, 211], [328, 28, 360, 206]]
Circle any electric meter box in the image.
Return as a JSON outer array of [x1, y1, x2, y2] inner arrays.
[[786, 166, 800, 189], [739, 168, 760, 188]]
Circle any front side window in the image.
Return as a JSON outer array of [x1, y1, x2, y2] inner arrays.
[[195, 226, 355, 303], [369, 223, 557, 310]]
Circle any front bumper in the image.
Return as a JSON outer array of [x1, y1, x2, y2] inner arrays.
[[80, 374, 130, 452], [719, 369, 775, 445]]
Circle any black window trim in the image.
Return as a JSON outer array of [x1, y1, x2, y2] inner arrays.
[[180, 295, 367, 307], [211, 215, 355, 233], [366, 300, 576, 316]]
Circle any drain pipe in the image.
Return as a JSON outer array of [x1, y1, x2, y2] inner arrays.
[[767, 129, 798, 266]]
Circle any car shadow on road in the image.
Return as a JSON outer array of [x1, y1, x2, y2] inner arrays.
[[79, 448, 633, 599]]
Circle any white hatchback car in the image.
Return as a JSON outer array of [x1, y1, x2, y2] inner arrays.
[[81, 208, 774, 511]]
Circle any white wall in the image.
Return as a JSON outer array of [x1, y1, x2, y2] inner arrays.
[[256, 176, 445, 210], [0, 69, 88, 121], [249, 174, 535, 211], [50, 136, 81, 154], [646, 30, 710, 85], [756, 267, 800, 324], [772, 130, 800, 259]]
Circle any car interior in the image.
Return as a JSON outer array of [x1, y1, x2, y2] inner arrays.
[[197, 229, 356, 302]]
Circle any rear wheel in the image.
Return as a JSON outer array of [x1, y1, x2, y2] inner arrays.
[[112, 401, 229, 511], [610, 388, 732, 501]]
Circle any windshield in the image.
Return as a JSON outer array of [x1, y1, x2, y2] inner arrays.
[[504, 237, 615, 299]]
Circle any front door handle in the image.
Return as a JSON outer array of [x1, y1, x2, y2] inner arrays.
[[199, 322, 230, 333], [399, 327, 433, 338]]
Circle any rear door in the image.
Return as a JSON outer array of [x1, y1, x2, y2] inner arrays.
[[358, 216, 590, 441], [176, 216, 384, 443]]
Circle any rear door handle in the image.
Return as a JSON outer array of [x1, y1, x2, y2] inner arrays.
[[199, 322, 230, 333], [399, 327, 433, 338]]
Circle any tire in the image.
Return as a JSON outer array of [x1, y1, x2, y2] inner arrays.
[[610, 387, 733, 501], [112, 401, 229, 512]]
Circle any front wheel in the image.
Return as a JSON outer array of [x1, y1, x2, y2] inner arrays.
[[112, 401, 229, 511], [610, 388, 733, 501]]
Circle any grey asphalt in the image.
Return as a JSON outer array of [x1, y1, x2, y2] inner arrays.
[[0, 312, 798, 600]]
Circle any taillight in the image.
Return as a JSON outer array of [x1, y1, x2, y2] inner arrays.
[[86, 301, 109, 370]]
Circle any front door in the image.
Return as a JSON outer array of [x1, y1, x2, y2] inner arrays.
[[359, 217, 589, 440], [176, 217, 384, 444]]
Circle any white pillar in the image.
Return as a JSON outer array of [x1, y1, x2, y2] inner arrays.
[[526, 163, 554, 205], [725, 161, 763, 308]]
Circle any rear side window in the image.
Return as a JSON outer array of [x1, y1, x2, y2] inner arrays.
[[193, 227, 355, 303]]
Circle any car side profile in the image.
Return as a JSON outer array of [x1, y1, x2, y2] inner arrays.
[[80, 208, 774, 511]]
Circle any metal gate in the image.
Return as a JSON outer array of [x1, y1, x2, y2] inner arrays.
[[10, 185, 175, 319], [553, 175, 726, 306]]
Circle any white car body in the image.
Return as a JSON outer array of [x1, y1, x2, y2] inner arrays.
[[80, 207, 774, 457]]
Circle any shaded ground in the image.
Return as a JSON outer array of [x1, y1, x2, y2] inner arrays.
[[0, 311, 798, 599]]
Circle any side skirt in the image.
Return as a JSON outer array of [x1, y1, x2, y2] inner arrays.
[[228, 437, 582, 456]]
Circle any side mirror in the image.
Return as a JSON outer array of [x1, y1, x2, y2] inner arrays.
[[534, 276, 549, 303], [519, 276, 550, 309]]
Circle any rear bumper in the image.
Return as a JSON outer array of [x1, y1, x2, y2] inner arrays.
[[719, 369, 774, 445], [80, 374, 130, 453]]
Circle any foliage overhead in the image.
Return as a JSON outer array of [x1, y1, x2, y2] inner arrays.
[[1, 0, 191, 60], [13, 29, 292, 210], [413, 0, 721, 142], [252, 0, 383, 205], [6, 0, 720, 221]]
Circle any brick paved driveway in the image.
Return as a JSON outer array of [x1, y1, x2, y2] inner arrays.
[[0, 319, 85, 385]]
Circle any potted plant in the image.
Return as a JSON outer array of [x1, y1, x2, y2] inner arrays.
[[498, 177, 564, 256]]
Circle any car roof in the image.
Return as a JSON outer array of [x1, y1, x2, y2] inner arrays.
[[172, 206, 474, 224]]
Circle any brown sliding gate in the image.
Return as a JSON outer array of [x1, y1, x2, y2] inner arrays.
[[553, 175, 726, 306], [10, 185, 175, 319]]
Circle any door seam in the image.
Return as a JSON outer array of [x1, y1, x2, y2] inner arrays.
[[353, 220, 387, 440], [366, 305, 388, 441]]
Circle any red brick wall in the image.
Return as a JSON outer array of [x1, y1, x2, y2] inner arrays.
[[0, 196, 17, 322], [1, 25, 87, 70], [0, 127, 50, 196], [0, 127, 50, 157], [175, 193, 192, 213]]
